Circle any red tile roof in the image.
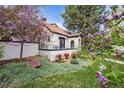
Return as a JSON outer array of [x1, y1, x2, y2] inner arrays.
[[45, 23, 80, 37]]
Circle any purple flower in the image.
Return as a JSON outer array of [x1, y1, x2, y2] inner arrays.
[[96, 71, 108, 82], [103, 23, 108, 28], [95, 32, 101, 36], [98, 76, 108, 82], [101, 16, 109, 22], [87, 33, 93, 38], [112, 14, 121, 19], [101, 31, 105, 35]]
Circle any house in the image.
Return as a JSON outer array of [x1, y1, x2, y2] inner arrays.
[[39, 22, 81, 61], [0, 21, 81, 61]]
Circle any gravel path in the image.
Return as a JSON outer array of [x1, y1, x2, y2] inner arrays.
[[105, 58, 124, 64]]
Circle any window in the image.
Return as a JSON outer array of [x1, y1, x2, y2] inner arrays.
[[70, 40, 75, 49], [59, 37, 65, 49], [48, 36, 50, 42]]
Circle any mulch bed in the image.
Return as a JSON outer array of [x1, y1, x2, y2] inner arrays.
[[0, 55, 40, 66]]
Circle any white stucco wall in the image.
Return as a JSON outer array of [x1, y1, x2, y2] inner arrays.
[[44, 27, 81, 49], [45, 33, 81, 49], [0, 42, 38, 60], [68, 36, 81, 48], [39, 49, 79, 61]]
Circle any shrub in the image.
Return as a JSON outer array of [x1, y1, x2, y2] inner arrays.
[[56, 54, 65, 63], [120, 53, 124, 61], [80, 54, 89, 59], [77, 51, 82, 58], [64, 53, 69, 59], [71, 53, 77, 59], [70, 59, 79, 64], [56, 54, 62, 60], [59, 59, 65, 63]]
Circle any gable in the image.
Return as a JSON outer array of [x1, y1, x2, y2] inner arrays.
[[44, 23, 81, 37]]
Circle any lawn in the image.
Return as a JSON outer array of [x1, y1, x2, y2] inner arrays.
[[0, 57, 90, 88], [1, 57, 124, 88], [21, 58, 124, 88]]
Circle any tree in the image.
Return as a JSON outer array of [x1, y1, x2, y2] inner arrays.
[[88, 5, 124, 58], [0, 5, 50, 60], [104, 5, 124, 46], [12, 6, 50, 59], [61, 5, 106, 49], [0, 6, 17, 39]]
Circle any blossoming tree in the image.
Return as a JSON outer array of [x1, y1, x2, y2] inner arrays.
[[0, 5, 50, 60], [105, 6, 124, 46], [0, 6, 16, 39]]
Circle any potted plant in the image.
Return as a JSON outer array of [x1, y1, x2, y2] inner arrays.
[[56, 54, 62, 62], [71, 53, 77, 59], [64, 53, 69, 59]]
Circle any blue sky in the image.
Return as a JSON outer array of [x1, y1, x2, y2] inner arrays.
[[40, 5, 110, 30], [41, 5, 66, 29]]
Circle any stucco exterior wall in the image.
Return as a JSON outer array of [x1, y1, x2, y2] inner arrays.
[[43, 28, 81, 49], [49, 33, 68, 49], [45, 33, 81, 49], [40, 27, 81, 61], [39, 49, 78, 61], [68, 36, 81, 48], [0, 42, 38, 60]]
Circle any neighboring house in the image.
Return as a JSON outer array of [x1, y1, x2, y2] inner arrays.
[[39, 22, 81, 61]]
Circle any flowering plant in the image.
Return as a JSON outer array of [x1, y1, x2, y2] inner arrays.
[[103, 5, 124, 46], [64, 53, 69, 59], [96, 71, 109, 88], [71, 53, 77, 59], [56, 54, 62, 60]]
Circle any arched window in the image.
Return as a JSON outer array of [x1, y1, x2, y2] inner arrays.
[[70, 40, 75, 49]]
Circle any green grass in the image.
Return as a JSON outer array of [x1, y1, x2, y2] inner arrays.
[[21, 58, 124, 88], [1, 56, 124, 88], [0, 58, 90, 88]]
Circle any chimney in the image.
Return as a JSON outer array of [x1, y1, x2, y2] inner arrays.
[[43, 18, 47, 21]]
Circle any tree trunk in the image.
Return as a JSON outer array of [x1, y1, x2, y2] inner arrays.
[[20, 41, 24, 61]]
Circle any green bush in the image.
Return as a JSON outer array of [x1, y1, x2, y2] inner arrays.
[[120, 54, 124, 61], [0, 69, 12, 82], [70, 59, 79, 64], [59, 59, 65, 63], [80, 54, 89, 59]]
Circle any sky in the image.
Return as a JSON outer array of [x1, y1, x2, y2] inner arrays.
[[40, 5, 111, 30], [41, 5, 66, 30]]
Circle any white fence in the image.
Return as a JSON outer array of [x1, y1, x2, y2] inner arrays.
[[0, 42, 38, 60], [39, 49, 79, 61]]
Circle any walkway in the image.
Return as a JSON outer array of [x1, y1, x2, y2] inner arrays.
[[105, 58, 124, 64]]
